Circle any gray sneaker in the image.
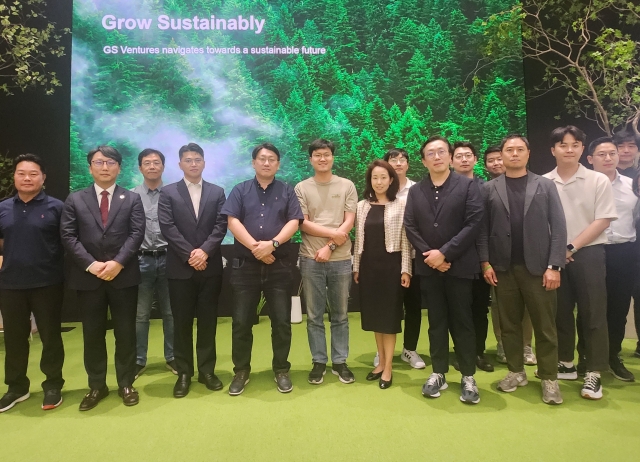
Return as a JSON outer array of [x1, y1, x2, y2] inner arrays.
[[541, 379, 563, 405], [460, 376, 480, 404], [274, 372, 293, 393], [524, 345, 537, 365], [497, 371, 528, 392], [422, 373, 448, 398], [496, 342, 507, 364]]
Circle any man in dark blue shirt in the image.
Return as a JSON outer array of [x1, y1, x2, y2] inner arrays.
[[221, 142, 303, 396], [0, 154, 65, 413]]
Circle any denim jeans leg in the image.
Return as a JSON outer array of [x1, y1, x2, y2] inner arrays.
[[264, 261, 293, 373], [301, 257, 329, 364], [156, 254, 174, 362], [136, 255, 155, 366], [326, 260, 351, 364], [231, 262, 262, 373]]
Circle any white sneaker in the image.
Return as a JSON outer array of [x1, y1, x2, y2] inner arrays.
[[541, 379, 563, 405], [496, 342, 507, 364], [373, 352, 380, 368], [401, 349, 426, 369], [581, 372, 603, 400], [497, 371, 528, 392], [524, 345, 537, 365]]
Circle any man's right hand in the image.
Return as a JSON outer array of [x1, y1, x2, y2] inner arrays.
[[88, 262, 107, 276], [331, 230, 349, 246], [482, 262, 498, 286], [260, 254, 275, 265]]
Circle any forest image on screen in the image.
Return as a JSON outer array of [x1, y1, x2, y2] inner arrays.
[[70, 0, 525, 195]]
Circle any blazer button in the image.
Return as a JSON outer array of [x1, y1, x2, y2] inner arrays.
[[507, 233, 510, 237], [434, 223, 438, 227]]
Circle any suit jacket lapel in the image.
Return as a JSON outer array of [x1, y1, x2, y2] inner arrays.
[[177, 180, 197, 222], [81, 186, 104, 229], [495, 176, 510, 214], [104, 185, 125, 231], [197, 181, 212, 224], [524, 174, 539, 215]]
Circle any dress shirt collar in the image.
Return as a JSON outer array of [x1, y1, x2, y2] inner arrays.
[[183, 177, 203, 188], [142, 181, 163, 193], [254, 175, 276, 191], [94, 183, 116, 196]]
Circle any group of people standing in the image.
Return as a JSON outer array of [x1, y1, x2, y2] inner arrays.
[[0, 126, 638, 413]]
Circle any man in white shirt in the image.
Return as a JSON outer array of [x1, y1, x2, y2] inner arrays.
[[544, 126, 617, 400], [587, 137, 637, 382]]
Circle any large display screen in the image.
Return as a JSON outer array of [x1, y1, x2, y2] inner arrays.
[[70, 0, 525, 194]]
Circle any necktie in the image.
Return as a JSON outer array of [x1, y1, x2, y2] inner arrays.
[[100, 190, 109, 227]]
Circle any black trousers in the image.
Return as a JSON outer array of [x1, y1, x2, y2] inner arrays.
[[168, 274, 222, 377], [77, 284, 138, 390], [421, 274, 476, 376], [403, 259, 422, 351], [471, 277, 491, 356], [604, 242, 636, 359], [0, 284, 65, 394]]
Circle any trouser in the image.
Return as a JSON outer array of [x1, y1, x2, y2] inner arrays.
[[0, 284, 65, 394], [491, 286, 534, 347], [604, 242, 636, 359], [471, 278, 491, 356], [168, 273, 222, 377], [230, 259, 293, 373], [300, 257, 351, 365], [136, 253, 174, 365], [421, 274, 476, 376], [495, 265, 558, 380], [78, 284, 138, 390], [403, 259, 422, 351], [556, 244, 609, 372]]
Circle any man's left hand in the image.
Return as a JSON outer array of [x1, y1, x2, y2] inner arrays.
[[543, 269, 561, 291], [189, 248, 209, 268], [424, 249, 446, 268], [252, 241, 275, 260], [97, 261, 123, 281]]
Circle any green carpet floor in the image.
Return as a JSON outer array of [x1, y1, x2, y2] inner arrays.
[[1, 313, 639, 461]]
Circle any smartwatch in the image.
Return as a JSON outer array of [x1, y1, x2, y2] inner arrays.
[[547, 265, 561, 271], [567, 244, 577, 254], [272, 240, 280, 248]]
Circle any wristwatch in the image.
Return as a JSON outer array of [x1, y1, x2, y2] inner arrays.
[[567, 244, 577, 254], [272, 240, 280, 248], [547, 265, 561, 271], [327, 241, 337, 251]]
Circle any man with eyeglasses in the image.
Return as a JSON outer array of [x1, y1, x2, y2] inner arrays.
[[222, 142, 303, 395], [61, 146, 145, 410], [131, 149, 176, 381], [404, 135, 484, 404], [587, 137, 637, 382], [295, 139, 358, 385], [158, 143, 227, 398]]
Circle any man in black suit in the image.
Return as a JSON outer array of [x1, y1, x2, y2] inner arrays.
[[158, 142, 227, 398], [404, 135, 484, 404], [478, 134, 566, 405], [60, 146, 145, 410]]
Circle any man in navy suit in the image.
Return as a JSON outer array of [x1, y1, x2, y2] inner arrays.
[[158, 142, 227, 398], [60, 146, 145, 411]]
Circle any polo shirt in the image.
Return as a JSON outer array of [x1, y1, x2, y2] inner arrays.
[[0, 191, 64, 289], [544, 164, 617, 246], [221, 177, 304, 260]]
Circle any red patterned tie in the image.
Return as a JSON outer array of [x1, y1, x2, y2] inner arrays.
[[100, 190, 109, 227]]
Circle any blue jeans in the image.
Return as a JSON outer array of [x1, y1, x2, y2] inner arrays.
[[300, 257, 351, 365], [136, 253, 174, 365]]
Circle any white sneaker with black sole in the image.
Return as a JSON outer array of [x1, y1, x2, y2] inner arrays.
[[581, 371, 603, 400], [401, 349, 426, 369], [0, 392, 30, 413], [557, 362, 578, 380]]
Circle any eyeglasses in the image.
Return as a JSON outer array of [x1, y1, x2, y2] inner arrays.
[[311, 153, 332, 160], [182, 158, 203, 165], [91, 160, 118, 167], [591, 152, 618, 159], [453, 153, 475, 161], [424, 150, 448, 159], [142, 161, 163, 167], [389, 158, 408, 165], [255, 157, 279, 165]]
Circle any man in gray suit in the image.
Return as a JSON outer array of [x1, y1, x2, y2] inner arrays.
[[61, 146, 145, 411], [478, 134, 567, 405]]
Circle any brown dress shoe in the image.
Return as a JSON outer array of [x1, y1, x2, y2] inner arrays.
[[79, 387, 109, 411], [118, 387, 139, 406]]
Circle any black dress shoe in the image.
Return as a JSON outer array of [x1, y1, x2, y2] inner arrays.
[[118, 387, 139, 406], [379, 375, 393, 389], [173, 375, 191, 398], [476, 356, 495, 372], [366, 370, 383, 381], [198, 373, 223, 391], [79, 387, 109, 411]]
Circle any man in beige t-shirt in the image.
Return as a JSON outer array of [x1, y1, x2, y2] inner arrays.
[[295, 139, 357, 385]]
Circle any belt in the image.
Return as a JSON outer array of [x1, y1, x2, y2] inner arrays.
[[138, 249, 167, 256]]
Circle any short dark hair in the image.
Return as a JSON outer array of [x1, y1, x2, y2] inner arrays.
[[252, 142, 280, 160], [587, 137, 616, 157], [613, 129, 639, 147], [14, 153, 46, 174], [452, 141, 477, 157], [308, 139, 335, 157], [179, 143, 204, 160], [420, 135, 452, 159], [363, 160, 399, 202], [483, 145, 501, 166], [138, 148, 165, 166], [87, 145, 122, 165], [383, 148, 409, 162], [549, 126, 586, 147], [500, 134, 530, 151]]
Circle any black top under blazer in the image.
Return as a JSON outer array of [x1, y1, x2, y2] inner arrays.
[[476, 172, 567, 276], [404, 172, 484, 278], [158, 179, 227, 280], [60, 185, 145, 290]]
